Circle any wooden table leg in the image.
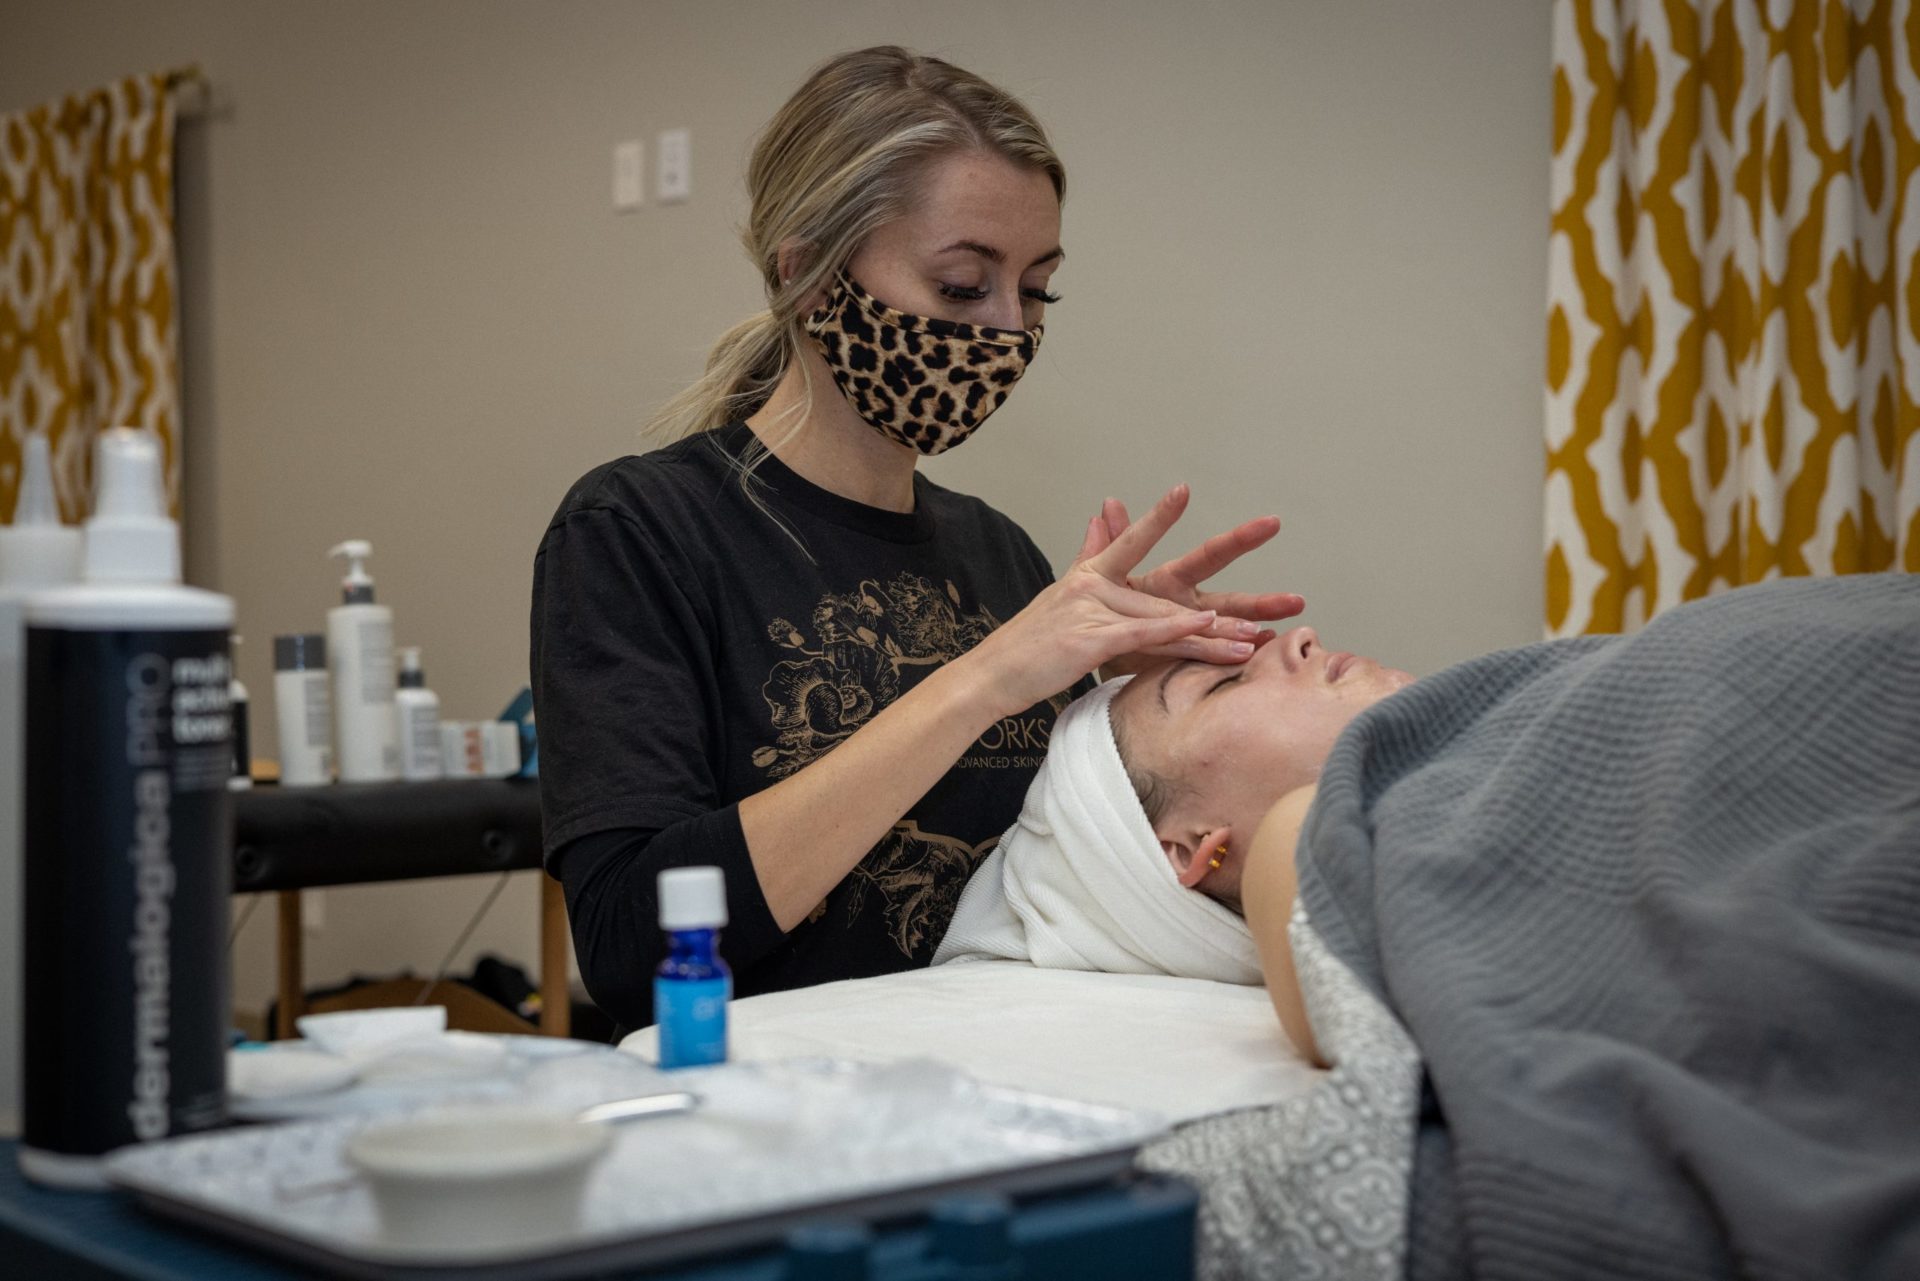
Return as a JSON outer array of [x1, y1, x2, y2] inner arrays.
[[275, 890, 304, 1040], [539, 875, 571, 1038]]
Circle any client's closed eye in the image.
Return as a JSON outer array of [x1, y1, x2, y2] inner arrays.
[[1204, 674, 1244, 698]]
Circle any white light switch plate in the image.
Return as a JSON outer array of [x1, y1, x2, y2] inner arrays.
[[302, 889, 325, 932], [657, 128, 691, 203], [613, 140, 644, 211]]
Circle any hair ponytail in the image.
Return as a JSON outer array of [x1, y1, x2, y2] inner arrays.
[[646, 309, 790, 444]]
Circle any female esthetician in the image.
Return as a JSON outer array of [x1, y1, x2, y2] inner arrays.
[[531, 46, 1300, 1032]]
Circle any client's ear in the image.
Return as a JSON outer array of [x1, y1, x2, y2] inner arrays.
[[1161, 825, 1233, 890]]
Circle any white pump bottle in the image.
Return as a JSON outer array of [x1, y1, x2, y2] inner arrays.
[[394, 646, 443, 781], [0, 435, 82, 1140], [327, 540, 398, 782]]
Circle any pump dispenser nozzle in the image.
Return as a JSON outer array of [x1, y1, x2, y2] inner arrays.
[[83, 429, 180, 585], [0, 434, 83, 588], [328, 540, 376, 605]]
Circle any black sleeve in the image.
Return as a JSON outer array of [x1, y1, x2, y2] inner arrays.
[[532, 504, 726, 850], [531, 503, 784, 1022], [555, 817, 775, 1032]]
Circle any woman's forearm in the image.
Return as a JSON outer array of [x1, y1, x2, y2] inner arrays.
[[738, 503, 1240, 933], [738, 656, 1008, 931]]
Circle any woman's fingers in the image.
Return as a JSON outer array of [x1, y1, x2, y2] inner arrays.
[[1191, 589, 1306, 622], [1082, 570, 1280, 636], [1087, 484, 1191, 578], [1130, 633, 1264, 664], [1073, 497, 1132, 567], [1083, 571, 1211, 620], [1073, 515, 1109, 565], [1066, 490, 1296, 670], [1114, 617, 1262, 664], [1077, 578, 1270, 666], [1115, 608, 1219, 654], [1149, 515, 1282, 591]]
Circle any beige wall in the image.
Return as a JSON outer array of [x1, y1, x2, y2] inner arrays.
[[2, 0, 1552, 1021]]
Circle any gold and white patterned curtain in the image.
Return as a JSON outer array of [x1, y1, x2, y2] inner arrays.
[[0, 72, 182, 525], [1547, 0, 1920, 636]]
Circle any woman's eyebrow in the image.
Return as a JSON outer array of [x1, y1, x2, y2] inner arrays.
[[1155, 660, 1200, 713], [934, 240, 1065, 269]]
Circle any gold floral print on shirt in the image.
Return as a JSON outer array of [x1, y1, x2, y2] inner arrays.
[[753, 572, 1040, 958]]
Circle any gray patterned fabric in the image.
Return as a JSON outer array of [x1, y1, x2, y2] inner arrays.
[[1139, 909, 1419, 1281], [1300, 574, 1920, 1280]]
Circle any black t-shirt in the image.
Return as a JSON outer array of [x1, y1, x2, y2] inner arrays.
[[530, 422, 1077, 1030]]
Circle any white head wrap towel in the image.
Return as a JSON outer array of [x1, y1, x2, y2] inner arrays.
[[933, 676, 1264, 984]]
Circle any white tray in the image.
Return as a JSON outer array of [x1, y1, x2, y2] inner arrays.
[[105, 1057, 1166, 1278]]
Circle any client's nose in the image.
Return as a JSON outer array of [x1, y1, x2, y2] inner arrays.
[[1279, 626, 1318, 673]]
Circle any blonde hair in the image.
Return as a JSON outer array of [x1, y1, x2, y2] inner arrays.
[[645, 46, 1065, 455]]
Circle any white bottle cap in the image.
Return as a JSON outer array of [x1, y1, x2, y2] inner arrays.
[[0, 433, 83, 587], [658, 867, 728, 931], [397, 645, 425, 689], [329, 540, 375, 604], [83, 428, 180, 584]]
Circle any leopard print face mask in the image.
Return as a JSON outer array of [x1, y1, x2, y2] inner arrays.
[[803, 271, 1043, 456]]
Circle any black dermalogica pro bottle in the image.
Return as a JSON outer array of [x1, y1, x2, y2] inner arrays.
[[19, 429, 233, 1187]]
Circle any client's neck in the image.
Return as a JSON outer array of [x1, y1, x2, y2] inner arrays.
[[1244, 783, 1325, 1066]]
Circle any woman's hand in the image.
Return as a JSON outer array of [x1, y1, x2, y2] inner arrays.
[[959, 485, 1267, 718], [738, 485, 1272, 932], [1078, 487, 1305, 677]]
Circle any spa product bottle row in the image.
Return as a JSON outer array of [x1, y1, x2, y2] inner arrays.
[[1, 434, 530, 1181], [266, 541, 521, 788]]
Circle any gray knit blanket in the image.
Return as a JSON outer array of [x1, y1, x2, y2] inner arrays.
[[1294, 573, 1920, 1280], [1139, 907, 1424, 1281]]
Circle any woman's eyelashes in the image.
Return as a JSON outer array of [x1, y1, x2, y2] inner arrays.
[[935, 282, 1062, 305]]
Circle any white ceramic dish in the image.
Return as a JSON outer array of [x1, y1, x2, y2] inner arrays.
[[296, 1006, 446, 1057], [228, 1045, 358, 1102], [352, 1030, 509, 1084], [345, 1106, 612, 1253], [226, 1035, 638, 1123]]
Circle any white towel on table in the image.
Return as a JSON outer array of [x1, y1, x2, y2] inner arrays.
[[933, 676, 1262, 984], [620, 964, 1319, 1124]]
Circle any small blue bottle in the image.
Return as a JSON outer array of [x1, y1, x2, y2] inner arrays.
[[655, 866, 731, 1070]]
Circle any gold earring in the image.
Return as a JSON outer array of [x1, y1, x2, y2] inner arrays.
[[1208, 844, 1226, 870]]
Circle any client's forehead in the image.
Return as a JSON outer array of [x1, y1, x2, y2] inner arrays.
[[1115, 660, 1201, 724], [1108, 668, 1175, 762], [1109, 669, 1163, 727]]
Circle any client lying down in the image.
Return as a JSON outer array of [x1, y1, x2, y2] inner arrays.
[[938, 573, 1920, 1279]]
